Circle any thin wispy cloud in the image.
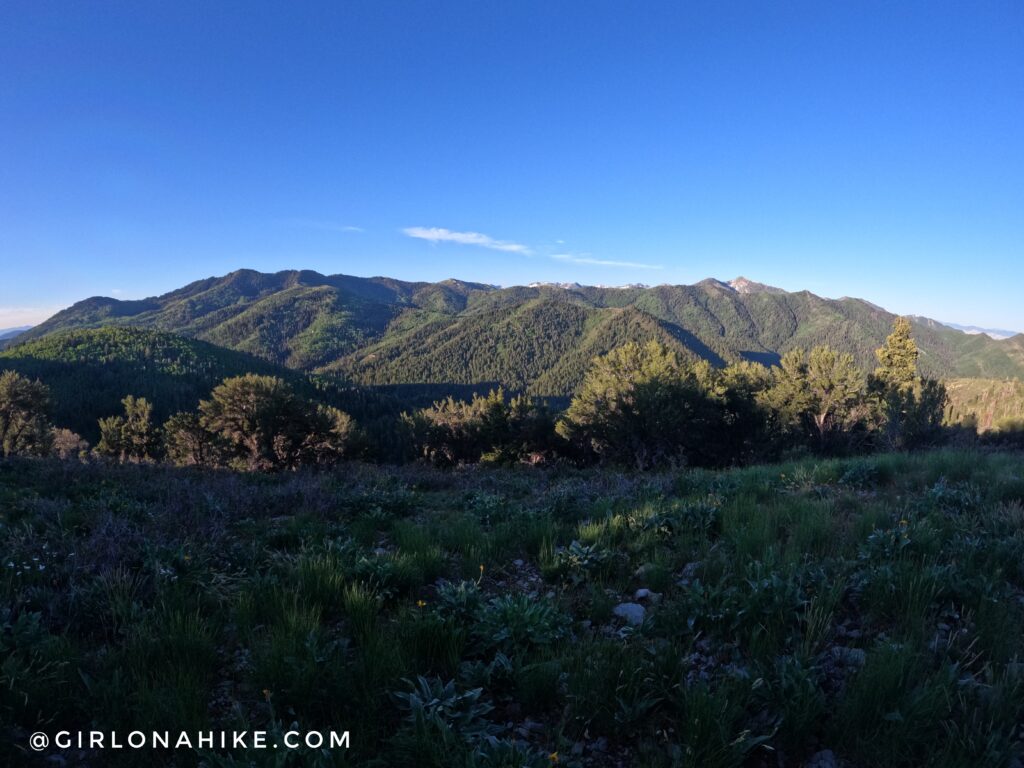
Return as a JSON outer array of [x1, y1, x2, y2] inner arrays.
[[277, 218, 364, 233], [551, 254, 662, 270], [403, 227, 531, 254]]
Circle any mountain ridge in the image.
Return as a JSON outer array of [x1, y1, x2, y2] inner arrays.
[[16, 268, 1024, 395]]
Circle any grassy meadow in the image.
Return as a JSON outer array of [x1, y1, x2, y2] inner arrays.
[[3, 449, 1024, 767]]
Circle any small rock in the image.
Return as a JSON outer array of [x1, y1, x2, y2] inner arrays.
[[830, 646, 867, 667], [806, 749, 838, 768], [634, 588, 662, 604], [613, 602, 646, 626], [513, 558, 524, 567]]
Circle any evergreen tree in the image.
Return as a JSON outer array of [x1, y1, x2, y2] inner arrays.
[[163, 412, 223, 467], [199, 375, 307, 470], [874, 316, 918, 387], [767, 347, 866, 451], [714, 361, 775, 463], [408, 388, 553, 466], [871, 318, 947, 449], [0, 370, 53, 457], [302, 404, 357, 465], [806, 346, 865, 446], [96, 395, 158, 462], [198, 374, 355, 470], [556, 341, 726, 468], [51, 428, 89, 460]]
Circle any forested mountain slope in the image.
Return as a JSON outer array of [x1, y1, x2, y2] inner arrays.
[[945, 377, 1024, 431], [0, 327, 391, 441], [19, 269, 1024, 396]]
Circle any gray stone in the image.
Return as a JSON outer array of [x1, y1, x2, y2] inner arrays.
[[634, 563, 654, 578], [613, 602, 646, 626], [634, 588, 662, 604], [830, 646, 867, 667], [806, 749, 838, 768]]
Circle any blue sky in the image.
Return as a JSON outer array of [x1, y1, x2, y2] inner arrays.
[[2, 1, 1022, 331]]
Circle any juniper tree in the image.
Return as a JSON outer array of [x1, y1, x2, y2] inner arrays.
[[163, 411, 222, 467], [767, 346, 866, 451], [198, 374, 355, 470], [406, 388, 553, 466], [0, 370, 53, 457], [557, 340, 753, 468]]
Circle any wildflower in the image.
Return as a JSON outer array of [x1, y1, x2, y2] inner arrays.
[[416, 599, 426, 608], [548, 752, 559, 763]]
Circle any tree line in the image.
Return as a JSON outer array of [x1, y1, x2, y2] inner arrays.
[[0, 319, 977, 471], [0, 373, 355, 470]]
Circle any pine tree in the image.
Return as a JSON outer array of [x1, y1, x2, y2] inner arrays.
[[875, 316, 918, 388], [871, 318, 947, 449]]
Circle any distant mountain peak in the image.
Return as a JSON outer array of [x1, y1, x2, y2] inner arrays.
[[526, 281, 652, 290], [526, 281, 584, 290], [727, 277, 786, 295]]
